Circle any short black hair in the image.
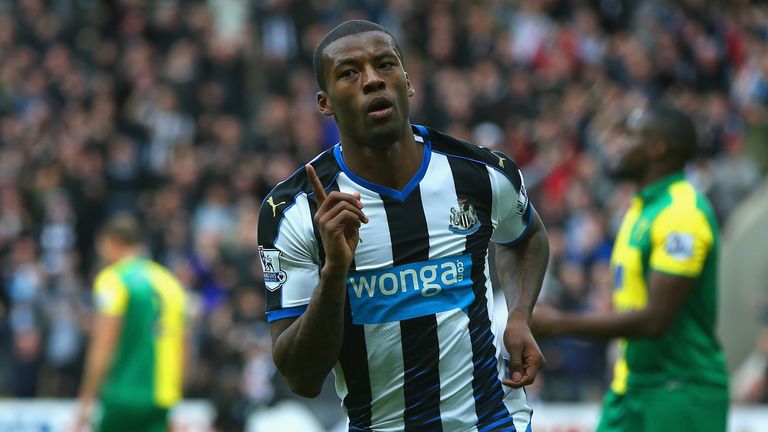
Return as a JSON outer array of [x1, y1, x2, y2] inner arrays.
[[98, 212, 142, 246], [313, 20, 404, 92], [642, 104, 698, 164]]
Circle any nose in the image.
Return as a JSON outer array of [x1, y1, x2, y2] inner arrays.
[[362, 64, 385, 94]]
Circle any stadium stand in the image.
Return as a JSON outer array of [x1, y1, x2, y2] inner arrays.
[[0, 0, 767, 429]]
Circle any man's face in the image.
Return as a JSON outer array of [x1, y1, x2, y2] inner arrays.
[[317, 31, 413, 149]]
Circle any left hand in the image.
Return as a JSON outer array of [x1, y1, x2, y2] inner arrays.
[[502, 318, 545, 388], [70, 404, 92, 432]]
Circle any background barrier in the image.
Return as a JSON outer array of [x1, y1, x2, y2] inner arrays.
[[1, 400, 766, 431]]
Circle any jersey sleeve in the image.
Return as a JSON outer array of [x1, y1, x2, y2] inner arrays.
[[258, 192, 320, 323], [94, 269, 129, 317], [488, 151, 532, 246], [649, 205, 713, 278]]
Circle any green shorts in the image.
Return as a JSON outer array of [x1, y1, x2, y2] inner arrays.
[[98, 402, 169, 432], [597, 384, 728, 432]]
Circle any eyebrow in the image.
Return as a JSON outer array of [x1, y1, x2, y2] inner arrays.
[[332, 52, 399, 70], [333, 58, 358, 70]]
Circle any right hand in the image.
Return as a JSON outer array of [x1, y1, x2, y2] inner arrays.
[[306, 164, 368, 272]]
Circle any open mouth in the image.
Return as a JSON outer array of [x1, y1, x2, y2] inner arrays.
[[366, 97, 394, 119]]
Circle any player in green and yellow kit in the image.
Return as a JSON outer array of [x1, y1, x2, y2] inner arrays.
[[532, 105, 729, 432], [74, 214, 187, 432]]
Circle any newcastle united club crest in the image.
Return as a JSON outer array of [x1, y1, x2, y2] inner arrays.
[[449, 198, 481, 235], [259, 246, 288, 291]]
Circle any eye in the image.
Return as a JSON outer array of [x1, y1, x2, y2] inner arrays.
[[339, 69, 357, 79], [380, 62, 395, 70]]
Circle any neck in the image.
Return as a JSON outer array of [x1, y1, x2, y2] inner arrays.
[[636, 163, 681, 190], [340, 126, 422, 191], [111, 248, 140, 265]]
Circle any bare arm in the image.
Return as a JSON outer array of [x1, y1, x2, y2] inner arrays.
[[269, 164, 367, 398], [183, 327, 194, 389], [270, 266, 350, 397], [496, 209, 550, 322], [75, 314, 122, 428], [495, 208, 549, 387], [532, 271, 695, 339]]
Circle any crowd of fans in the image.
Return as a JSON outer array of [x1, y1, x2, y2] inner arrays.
[[1, 0, 767, 427]]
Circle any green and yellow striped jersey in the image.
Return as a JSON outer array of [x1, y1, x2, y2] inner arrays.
[[94, 256, 186, 408], [609, 172, 728, 394]]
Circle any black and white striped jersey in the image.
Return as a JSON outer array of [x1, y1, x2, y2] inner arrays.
[[258, 125, 534, 432]]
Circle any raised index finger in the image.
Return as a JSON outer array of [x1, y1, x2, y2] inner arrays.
[[305, 163, 327, 206]]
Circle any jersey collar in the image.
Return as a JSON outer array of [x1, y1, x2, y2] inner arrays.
[[637, 171, 686, 202], [332, 124, 432, 202]]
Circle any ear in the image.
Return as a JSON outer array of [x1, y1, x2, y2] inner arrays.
[[405, 72, 415, 98], [317, 91, 333, 116], [648, 141, 668, 160]]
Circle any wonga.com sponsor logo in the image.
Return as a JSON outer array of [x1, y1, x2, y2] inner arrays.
[[347, 254, 475, 324], [349, 257, 466, 298]]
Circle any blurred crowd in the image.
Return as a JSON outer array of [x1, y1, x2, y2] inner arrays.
[[1, 0, 768, 427]]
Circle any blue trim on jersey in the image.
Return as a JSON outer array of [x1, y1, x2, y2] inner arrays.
[[413, 124, 430, 140], [265, 305, 307, 322], [494, 205, 534, 247], [347, 254, 474, 324], [332, 125, 432, 202]]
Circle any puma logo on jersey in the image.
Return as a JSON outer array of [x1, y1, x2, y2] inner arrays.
[[267, 196, 286, 217], [497, 155, 505, 168]]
